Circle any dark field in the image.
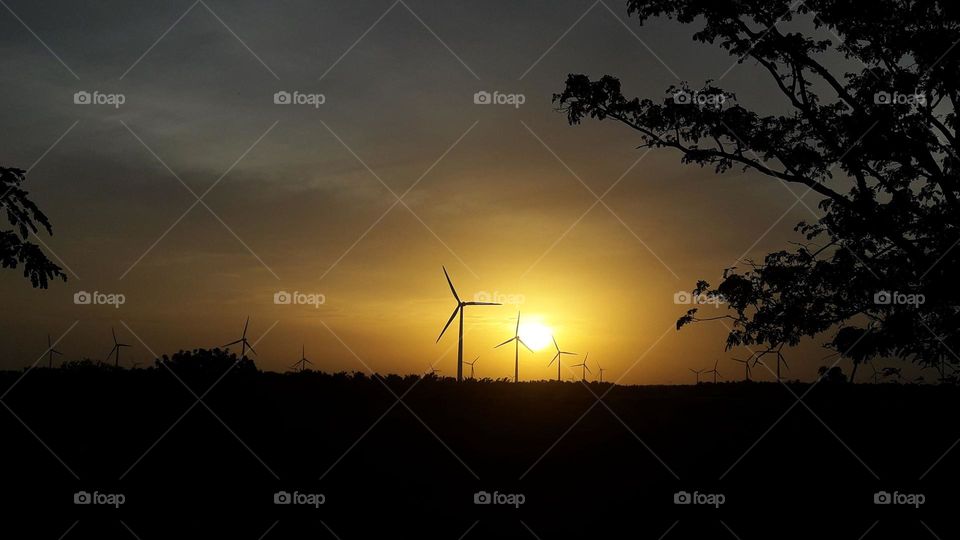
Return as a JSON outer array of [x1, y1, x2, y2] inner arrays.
[[1, 363, 957, 539]]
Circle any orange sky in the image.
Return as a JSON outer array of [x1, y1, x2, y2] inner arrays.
[[0, 1, 847, 383]]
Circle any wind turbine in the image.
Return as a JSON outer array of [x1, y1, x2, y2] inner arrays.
[[464, 356, 479, 379], [689, 368, 704, 384], [425, 364, 441, 378], [45, 334, 62, 368], [868, 362, 881, 384], [595, 359, 606, 383], [571, 352, 592, 381], [548, 336, 577, 382], [223, 316, 257, 360], [705, 359, 722, 383], [731, 357, 752, 381], [754, 350, 789, 381], [436, 266, 500, 382], [290, 345, 312, 373], [774, 353, 789, 381], [106, 327, 131, 367], [494, 310, 532, 383]]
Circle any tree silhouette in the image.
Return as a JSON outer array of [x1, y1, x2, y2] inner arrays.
[[1, 166, 66, 288], [157, 348, 258, 377], [555, 0, 959, 375]]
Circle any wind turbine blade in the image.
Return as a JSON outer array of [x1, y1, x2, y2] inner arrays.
[[436, 306, 460, 342], [495, 337, 517, 348], [465, 302, 501, 306], [442, 266, 460, 302], [243, 316, 250, 338], [518, 339, 534, 353], [112, 327, 118, 343], [552, 335, 559, 352], [246, 343, 257, 356], [223, 339, 243, 347], [584, 365, 592, 373], [548, 353, 559, 366], [305, 358, 313, 364], [515, 310, 521, 334]]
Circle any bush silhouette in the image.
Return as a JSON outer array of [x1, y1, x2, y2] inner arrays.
[[156, 348, 258, 377]]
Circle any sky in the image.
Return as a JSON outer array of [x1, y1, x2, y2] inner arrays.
[[0, 0, 853, 383]]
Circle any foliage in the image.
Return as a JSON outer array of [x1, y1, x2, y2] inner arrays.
[[1, 166, 66, 288], [554, 0, 959, 376], [156, 348, 259, 377]]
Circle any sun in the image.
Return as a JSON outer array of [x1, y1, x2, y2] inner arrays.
[[518, 322, 553, 351]]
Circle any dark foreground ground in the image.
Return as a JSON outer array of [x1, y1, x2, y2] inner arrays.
[[1, 364, 957, 539]]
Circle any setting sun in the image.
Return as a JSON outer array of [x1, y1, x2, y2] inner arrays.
[[519, 322, 553, 351]]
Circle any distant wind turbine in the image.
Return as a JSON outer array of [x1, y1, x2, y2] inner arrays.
[[754, 350, 789, 381], [548, 336, 577, 382], [290, 345, 312, 373], [464, 356, 479, 379], [495, 310, 532, 383], [571, 352, 592, 381], [425, 364, 441, 378], [689, 368, 704, 385], [436, 266, 500, 382], [106, 327, 131, 367], [868, 362, 881, 384], [223, 316, 257, 360], [731, 357, 752, 382], [45, 334, 63, 368], [596, 360, 606, 383], [705, 359, 722, 383]]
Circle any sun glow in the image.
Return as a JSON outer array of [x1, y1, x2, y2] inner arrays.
[[519, 322, 553, 351]]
